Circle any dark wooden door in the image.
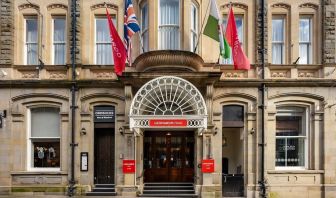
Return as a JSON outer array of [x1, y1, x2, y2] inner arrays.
[[94, 128, 115, 184], [143, 132, 194, 182]]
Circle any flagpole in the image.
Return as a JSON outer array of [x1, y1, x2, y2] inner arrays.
[[193, 0, 211, 53]]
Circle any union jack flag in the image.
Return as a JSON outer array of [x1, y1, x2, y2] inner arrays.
[[124, 0, 140, 65]]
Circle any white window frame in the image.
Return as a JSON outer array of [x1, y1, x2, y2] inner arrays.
[[272, 17, 285, 64], [190, 2, 198, 52], [299, 17, 312, 64], [158, 0, 181, 50], [275, 107, 309, 170], [141, 2, 149, 52], [94, 16, 115, 65], [27, 107, 61, 172], [24, 16, 38, 65], [52, 16, 66, 65]]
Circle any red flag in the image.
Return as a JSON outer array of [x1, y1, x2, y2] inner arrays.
[[225, 8, 250, 70], [106, 8, 127, 76]]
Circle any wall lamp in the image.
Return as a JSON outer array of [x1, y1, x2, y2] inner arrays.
[[250, 128, 255, 135], [80, 127, 87, 136], [119, 127, 124, 135], [213, 127, 218, 136], [0, 110, 7, 128]]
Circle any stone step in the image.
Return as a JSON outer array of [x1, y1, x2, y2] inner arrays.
[[92, 187, 116, 192], [86, 191, 117, 196]]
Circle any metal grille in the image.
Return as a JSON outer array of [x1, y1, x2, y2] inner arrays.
[[130, 76, 206, 116]]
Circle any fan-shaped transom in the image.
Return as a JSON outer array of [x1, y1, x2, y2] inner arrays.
[[130, 76, 207, 116]]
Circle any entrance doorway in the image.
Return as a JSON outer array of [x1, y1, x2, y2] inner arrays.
[[143, 131, 194, 182], [94, 128, 115, 184]]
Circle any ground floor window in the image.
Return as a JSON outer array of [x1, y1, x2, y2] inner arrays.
[[29, 107, 60, 169], [275, 107, 307, 168]]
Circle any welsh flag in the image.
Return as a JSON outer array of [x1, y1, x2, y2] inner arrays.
[[203, 0, 230, 59], [225, 7, 250, 70]]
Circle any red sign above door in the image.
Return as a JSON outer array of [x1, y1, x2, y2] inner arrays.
[[123, 160, 135, 174], [201, 159, 215, 173], [149, 119, 188, 127]]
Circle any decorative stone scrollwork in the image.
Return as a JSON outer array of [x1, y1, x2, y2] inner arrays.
[[299, 3, 318, 10], [271, 71, 288, 78], [21, 71, 38, 79], [93, 71, 117, 79], [49, 71, 67, 79], [91, 3, 117, 11], [271, 3, 291, 10], [298, 71, 316, 78], [47, 4, 68, 10], [18, 3, 40, 11], [222, 3, 248, 10], [224, 72, 245, 78]]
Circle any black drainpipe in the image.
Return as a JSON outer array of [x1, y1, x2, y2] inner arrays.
[[68, 0, 77, 196], [259, 0, 266, 197]]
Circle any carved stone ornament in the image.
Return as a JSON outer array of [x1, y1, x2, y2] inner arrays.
[[91, 3, 118, 11], [298, 71, 317, 78], [21, 71, 39, 79], [271, 3, 291, 10], [49, 71, 67, 79], [299, 3, 318, 10], [222, 3, 248, 10], [223, 72, 245, 78], [93, 71, 117, 79], [18, 3, 40, 11], [271, 71, 289, 78], [47, 4, 68, 10]]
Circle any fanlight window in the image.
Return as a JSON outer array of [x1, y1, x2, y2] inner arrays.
[[130, 76, 206, 116]]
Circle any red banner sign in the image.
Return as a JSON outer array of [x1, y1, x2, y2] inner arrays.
[[149, 119, 188, 127], [123, 160, 135, 174], [201, 159, 215, 173]]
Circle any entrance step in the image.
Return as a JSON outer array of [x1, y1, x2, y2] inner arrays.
[[86, 184, 116, 196], [140, 183, 197, 197]]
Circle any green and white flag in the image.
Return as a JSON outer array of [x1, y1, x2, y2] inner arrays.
[[203, 0, 230, 59]]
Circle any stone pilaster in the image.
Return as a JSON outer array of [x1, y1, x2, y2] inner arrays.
[[0, 0, 13, 65], [255, 0, 268, 65], [323, 0, 336, 64], [69, 0, 81, 64]]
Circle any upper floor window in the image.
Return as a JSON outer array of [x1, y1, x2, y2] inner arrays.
[[222, 16, 243, 64], [141, 3, 149, 52], [276, 107, 307, 169], [159, 0, 180, 50], [190, 3, 198, 52], [53, 17, 66, 65], [299, 17, 312, 64], [25, 17, 38, 65], [272, 17, 285, 64], [95, 17, 116, 65], [29, 107, 60, 170]]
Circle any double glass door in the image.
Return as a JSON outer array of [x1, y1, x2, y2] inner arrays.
[[144, 131, 194, 182]]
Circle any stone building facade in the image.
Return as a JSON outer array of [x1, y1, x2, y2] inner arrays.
[[0, 0, 335, 197]]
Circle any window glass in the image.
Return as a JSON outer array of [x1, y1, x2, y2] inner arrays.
[[26, 18, 38, 65], [275, 107, 306, 168], [190, 3, 198, 52], [159, 0, 180, 50], [96, 17, 116, 64], [299, 18, 312, 64], [272, 18, 285, 64], [30, 107, 60, 168], [141, 3, 149, 52], [223, 105, 244, 127], [53, 18, 66, 65]]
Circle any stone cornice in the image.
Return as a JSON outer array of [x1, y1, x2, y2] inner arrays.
[[47, 4, 68, 10], [133, 50, 204, 72], [221, 3, 248, 10], [18, 3, 39, 11], [91, 3, 118, 11], [299, 3, 318, 10], [271, 3, 291, 10]]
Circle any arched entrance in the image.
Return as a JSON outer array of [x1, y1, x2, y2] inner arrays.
[[130, 76, 207, 183]]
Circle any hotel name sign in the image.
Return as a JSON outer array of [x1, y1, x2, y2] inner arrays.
[[94, 106, 115, 123]]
